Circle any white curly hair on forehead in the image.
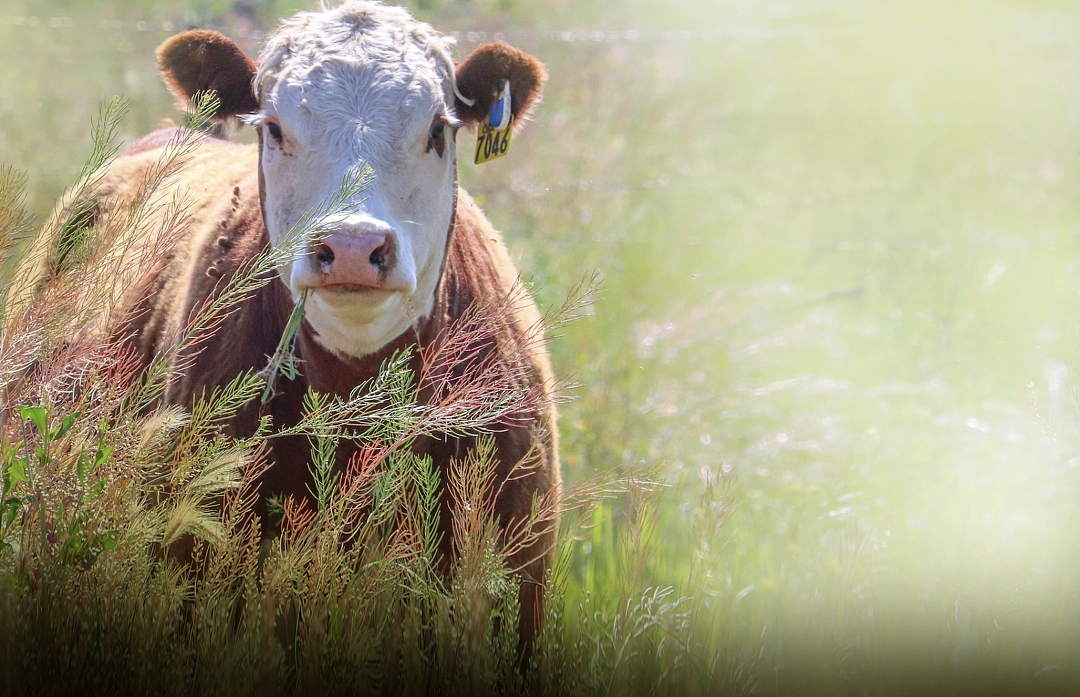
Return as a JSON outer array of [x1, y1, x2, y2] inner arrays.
[[252, 1, 472, 109]]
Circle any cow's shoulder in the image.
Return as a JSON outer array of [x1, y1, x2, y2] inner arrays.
[[152, 159, 284, 408], [446, 189, 547, 364], [90, 138, 277, 405]]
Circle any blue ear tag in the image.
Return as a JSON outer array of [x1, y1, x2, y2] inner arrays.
[[475, 80, 514, 164], [488, 81, 512, 130]]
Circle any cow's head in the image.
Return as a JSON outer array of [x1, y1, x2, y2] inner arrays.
[[157, 1, 545, 357]]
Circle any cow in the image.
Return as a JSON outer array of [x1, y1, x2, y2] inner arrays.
[[11, 1, 559, 659]]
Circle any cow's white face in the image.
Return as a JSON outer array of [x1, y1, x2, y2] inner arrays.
[[156, 1, 545, 358], [251, 3, 460, 357]]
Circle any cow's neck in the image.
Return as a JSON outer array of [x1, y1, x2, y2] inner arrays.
[[294, 315, 427, 397]]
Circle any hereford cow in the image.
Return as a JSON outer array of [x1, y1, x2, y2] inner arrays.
[[14, 1, 558, 656]]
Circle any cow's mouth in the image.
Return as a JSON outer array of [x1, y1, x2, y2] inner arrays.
[[306, 283, 400, 315], [315, 283, 387, 294]]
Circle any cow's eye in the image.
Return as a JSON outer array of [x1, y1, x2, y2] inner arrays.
[[266, 121, 284, 145], [428, 120, 447, 157]]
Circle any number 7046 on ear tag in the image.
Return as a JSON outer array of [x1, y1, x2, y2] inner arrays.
[[475, 81, 514, 165]]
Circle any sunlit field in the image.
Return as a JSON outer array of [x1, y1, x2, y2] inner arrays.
[[4, 0, 1080, 693]]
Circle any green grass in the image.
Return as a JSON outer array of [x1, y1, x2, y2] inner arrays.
[[4, 0, 1080, 693]]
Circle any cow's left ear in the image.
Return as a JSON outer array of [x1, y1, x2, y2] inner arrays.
[[454, 43, 547, 129], [157, 30, 259, 121]]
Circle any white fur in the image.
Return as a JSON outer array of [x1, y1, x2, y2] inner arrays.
[[251, 1, 462, 357]]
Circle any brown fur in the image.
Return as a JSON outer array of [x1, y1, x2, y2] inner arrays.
[[455, 42, 548, 127]]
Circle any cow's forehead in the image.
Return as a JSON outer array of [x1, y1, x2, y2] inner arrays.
[[254, 1, 456, 126]]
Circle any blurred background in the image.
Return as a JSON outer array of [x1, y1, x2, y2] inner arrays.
[[5, 0, 1080, 692]]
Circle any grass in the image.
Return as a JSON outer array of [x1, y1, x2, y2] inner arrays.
[[4, 0, 1080, 694]]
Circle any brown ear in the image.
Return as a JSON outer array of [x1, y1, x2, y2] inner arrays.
[[454, 43, 546, 128], [157, 30, 259, 121]]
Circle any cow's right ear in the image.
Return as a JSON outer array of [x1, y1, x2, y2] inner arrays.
[[157, 30, 259, 121]]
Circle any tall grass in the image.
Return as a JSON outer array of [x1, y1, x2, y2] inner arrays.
[[0, 95, 749, 696]]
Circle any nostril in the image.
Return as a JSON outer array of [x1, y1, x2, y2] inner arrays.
[[368, 236, 393, 270], [315, 244, 335, 268], [312, 232, 395, 284]]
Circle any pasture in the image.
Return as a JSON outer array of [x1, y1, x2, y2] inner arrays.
[[3, 0, 1080, 693]]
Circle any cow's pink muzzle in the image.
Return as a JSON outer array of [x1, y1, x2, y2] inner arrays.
[[308, 231, 395, 291]]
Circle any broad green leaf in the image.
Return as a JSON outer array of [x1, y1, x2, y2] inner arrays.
[[7, 459, 27, 485], [54, 413, 78, 440], [76, 450, 89, 484], [18, 406, 47, 435], [93, 445, 113, 469], [2, 498, 20, 528]]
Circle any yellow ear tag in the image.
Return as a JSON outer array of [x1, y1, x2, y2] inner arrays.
[[475, 81, 513, 164], [474, 115, 514, 164]]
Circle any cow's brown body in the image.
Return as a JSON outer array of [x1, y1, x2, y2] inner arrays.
[[12, 1, 560, 658], [19, 131, 558, 647]]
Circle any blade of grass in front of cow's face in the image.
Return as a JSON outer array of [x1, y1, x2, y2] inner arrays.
[[276, 348, 417, 442], [260, 288, 309, 404]]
